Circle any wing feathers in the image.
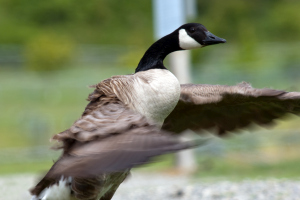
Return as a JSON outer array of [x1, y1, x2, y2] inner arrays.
[[32, 77, 205, 199], [33, 78, 300, 199], [163, 82, 300, 135], [50, 131, 199, 178]]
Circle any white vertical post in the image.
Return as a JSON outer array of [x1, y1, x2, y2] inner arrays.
[[153, 0, 197, 173], [153, 0, 185, 39], [169, 51, 191, 84], [170, 50, 196, 173], [185, 0, 197, 20]]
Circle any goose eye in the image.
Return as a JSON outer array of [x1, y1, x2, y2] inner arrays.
[[190, 27, 195, 33]]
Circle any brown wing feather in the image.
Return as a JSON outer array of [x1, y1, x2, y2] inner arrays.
[[163, 82, 300, 136], [31, 76, 201, 200], [49, 128, 199, 178]]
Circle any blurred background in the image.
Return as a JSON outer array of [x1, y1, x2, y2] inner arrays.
[[1, 0, 300, 180]]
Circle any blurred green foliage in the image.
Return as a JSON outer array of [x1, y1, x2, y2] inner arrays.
[[118, 47, 145, 68], [197, 0, 300, 41], [0, 0, 299, 45], [25, 34, 74, 71], [0, 0, 299, 69], [0, 0, 153, 45], [193, 0, 300, 67]]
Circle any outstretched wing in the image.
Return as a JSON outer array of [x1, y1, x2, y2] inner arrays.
[[162, 82, 300, 136]]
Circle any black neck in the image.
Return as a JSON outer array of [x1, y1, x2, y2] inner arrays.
[[135, 32, 182, 73]]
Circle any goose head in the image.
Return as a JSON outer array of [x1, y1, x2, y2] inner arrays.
[[177, 23, 226, 49], [136, 23, 226, 72]]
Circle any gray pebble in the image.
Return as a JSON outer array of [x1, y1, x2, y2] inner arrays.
[[1, 173, 300, 200]]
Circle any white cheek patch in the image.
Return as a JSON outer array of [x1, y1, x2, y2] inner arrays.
[[179, 29, 203, 50]]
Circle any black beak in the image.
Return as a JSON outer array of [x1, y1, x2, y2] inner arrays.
[[203, 32, 226, 45]]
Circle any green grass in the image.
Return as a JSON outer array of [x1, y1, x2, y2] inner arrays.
[[2, 153, 300, 180], [0, 65, 134, 175], [131, 154, 300, 180], [195, 158, 300, 180], [0, 161, 54, 175], [0, 65, 132, 148], [1, 65, 300, 179]]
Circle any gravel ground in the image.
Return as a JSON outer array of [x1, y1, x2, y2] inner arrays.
[[1, 173, 300, 200]]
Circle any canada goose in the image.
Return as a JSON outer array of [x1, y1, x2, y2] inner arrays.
[[30, 23, 300, 200]]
